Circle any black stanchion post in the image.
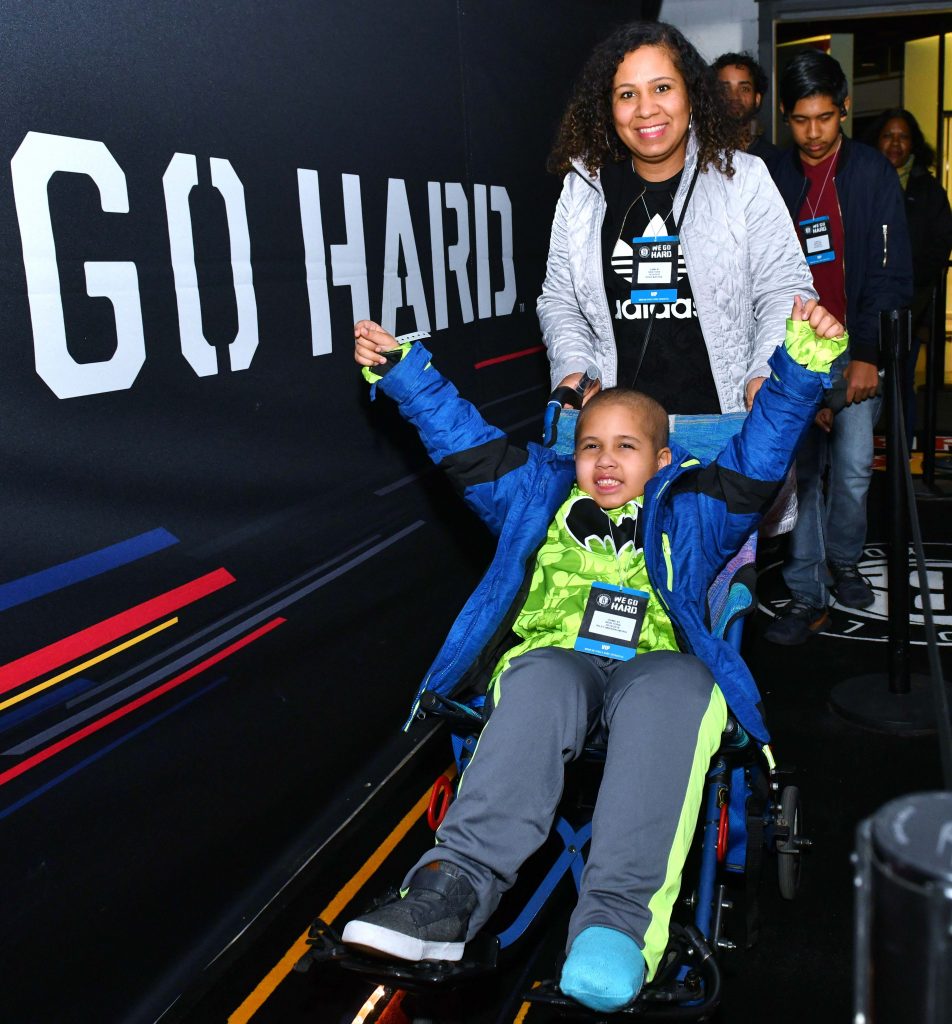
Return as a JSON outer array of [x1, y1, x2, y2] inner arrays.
[[924, 265, 951, 488], [921, 283, 939, 487], [853, 792, 952, 1023], [831, 309, 938, 733], [884, 310, 910, 696]]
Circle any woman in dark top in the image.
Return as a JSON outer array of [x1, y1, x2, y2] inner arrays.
[[537, 21, 815, 417], [868, 108, 952, 438]]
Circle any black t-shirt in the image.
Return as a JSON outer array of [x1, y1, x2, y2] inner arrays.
[[601, 159, 720, 414]]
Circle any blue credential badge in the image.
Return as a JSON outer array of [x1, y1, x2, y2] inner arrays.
[[630, 235, 678, 304], [574, 582, 650, 661], [798, 216, 835, 266]]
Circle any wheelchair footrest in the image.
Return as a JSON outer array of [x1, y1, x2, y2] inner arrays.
[[524, 925, 720, 1019], [296, 918, 499, 990]]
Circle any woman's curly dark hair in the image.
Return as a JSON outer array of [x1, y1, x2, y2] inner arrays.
[[548, 21, 744, 179], [863, 108, 936, 170]]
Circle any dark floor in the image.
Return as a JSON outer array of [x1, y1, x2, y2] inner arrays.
[[164, 473, 950, 1024]]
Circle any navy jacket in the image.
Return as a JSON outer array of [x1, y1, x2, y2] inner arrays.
[[373, 341, 831, 744], [770, 135, 913, 366]]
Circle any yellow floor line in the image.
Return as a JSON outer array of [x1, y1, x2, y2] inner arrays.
[[0, 616, 178, 712], [229, 764, 456, 1024], [513, 981, 541, 1022]]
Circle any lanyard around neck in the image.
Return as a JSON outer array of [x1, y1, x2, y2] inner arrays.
[[805, 137, 841, 219], [628, 162, 701, 390]]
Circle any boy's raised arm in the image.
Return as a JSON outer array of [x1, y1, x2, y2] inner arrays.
[[682, 300, 848, 567], [352, 322, 534, 535]]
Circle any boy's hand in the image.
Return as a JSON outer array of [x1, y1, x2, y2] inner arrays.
[[354, 320, 398, 367], [791, 295, 844, 339]]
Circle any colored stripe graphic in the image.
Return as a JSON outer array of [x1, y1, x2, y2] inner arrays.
[[0, 568, 235, 697], [0, 676, 228, 822], [7, 526, 427, 758], [0, 617, 284, 789], [0, 677, 97, 738], [0, 618, 178, 713], [228, 768, 454, 1023], [66, 536, 386, 711], [0, 528, 178, 612], [474, 344, 544, 370]]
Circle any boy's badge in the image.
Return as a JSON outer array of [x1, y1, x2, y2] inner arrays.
[[630, 235, 679, 304], [798, 216, 835, 266], [575, 582, 649, 661]]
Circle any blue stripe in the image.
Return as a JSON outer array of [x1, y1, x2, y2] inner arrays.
[[0, 677, 99, 737], [0, 676, 227, 822], [0, 528, 178, 612]]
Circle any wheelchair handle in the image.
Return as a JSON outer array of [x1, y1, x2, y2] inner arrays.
[[543, 365, 600, 448]]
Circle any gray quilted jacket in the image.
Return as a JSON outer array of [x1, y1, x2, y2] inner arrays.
[[537, 132, 817, 412]]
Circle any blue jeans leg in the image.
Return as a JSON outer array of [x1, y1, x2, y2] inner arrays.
[[782, 423, 829, 608], [782, 387, 882, 606], [826, 391, 882, 567]]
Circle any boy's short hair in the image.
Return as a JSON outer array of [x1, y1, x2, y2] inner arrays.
[[779, 50, 848, 113], [576, 388, 670, 451]]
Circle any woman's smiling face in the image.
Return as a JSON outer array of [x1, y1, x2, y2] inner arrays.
[[612, 45, 691, 181]]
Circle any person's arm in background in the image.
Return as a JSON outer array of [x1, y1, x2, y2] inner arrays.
[[844, 155, 913, 405], [537, 176, 603, 400], [742, 157, 818, 409]]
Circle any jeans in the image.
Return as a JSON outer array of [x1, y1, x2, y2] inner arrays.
[[782, 355, 883, 608]]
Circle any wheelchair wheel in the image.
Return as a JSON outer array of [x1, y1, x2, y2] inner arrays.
[[776, 785, 802, 900]]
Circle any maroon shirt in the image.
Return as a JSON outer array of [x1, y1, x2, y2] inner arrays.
[[798, 146, 847, 328]]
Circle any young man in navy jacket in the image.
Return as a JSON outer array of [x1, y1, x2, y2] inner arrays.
[[766, 50, 913, 644]]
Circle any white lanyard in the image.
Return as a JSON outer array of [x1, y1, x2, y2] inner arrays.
[[805, 136, 841, 219]]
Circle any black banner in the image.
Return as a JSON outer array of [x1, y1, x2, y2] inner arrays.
[[0, 2, 640, 1018]]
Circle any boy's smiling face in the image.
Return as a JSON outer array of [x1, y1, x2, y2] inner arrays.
[[574, 402, 671, 509]]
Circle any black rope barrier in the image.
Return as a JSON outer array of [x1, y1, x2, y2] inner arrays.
[[830, 309, 951, 738]]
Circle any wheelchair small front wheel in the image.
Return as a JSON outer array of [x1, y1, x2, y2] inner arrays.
[[776, 785, 802, 900]]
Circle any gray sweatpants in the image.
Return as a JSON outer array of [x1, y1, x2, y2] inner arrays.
[[406, 647, 727, 977]]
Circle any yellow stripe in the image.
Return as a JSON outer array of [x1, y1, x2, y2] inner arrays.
[[513, 982, 540, 1022], [642, 685, 728, 978], [0, 617, 179, 712], [229, 765, 457, 1024]]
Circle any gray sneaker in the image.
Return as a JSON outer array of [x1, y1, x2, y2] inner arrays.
[[341, 860, 477, 962], [830, 563, 874, 609]]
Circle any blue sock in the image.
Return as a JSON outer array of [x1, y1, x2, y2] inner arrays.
[[559, 926, 646, 1013]]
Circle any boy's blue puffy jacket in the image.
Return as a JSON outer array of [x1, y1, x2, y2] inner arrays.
[[373, 341, 829, 744]]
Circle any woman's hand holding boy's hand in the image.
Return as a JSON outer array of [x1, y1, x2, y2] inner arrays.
[[354, 320, 398, 367], [791, 295, 843, 339], [747, 299, 846, 409], [782, 296, 849, 377]]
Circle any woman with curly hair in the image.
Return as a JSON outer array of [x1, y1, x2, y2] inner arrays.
[[539, 21, 815, 415], [867, 108, 952, 439]]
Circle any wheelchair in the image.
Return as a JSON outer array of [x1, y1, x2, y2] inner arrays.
[[302, 411, 810, 1020]]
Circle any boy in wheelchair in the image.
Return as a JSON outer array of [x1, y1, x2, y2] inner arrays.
[[344, 299, 844, 1014]]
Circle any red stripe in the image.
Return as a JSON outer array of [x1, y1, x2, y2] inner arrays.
[[473, 345, 545, 370], [0, 568, 235, 696], [0, 617, 285, 789]]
